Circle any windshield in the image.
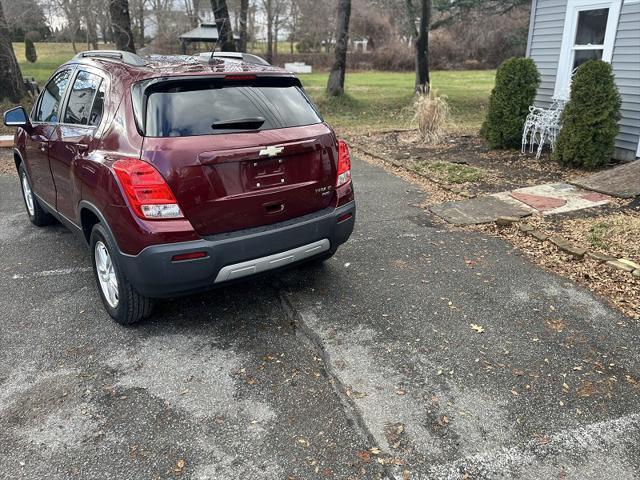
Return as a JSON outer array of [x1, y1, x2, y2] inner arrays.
[[140, 78, 322, 137]]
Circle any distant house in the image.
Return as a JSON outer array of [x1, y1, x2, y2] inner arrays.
[[526, 0, 640, 160]]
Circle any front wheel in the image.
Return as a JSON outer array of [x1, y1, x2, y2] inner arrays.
[[18, 164, 55, 227], [90, 224, 154, 325]]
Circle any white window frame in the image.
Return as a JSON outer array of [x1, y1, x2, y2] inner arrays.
[[554, 0, 623, 100]]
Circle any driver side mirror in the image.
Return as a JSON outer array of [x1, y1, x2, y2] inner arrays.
[[4, 106, 30, 128]]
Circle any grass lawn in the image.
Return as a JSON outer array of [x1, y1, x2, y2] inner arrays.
[[301, 70, 495, 134], [10, 43, 495, 134]]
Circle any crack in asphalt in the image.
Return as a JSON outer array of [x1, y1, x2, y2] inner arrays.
[[278, 289, 399, 480]]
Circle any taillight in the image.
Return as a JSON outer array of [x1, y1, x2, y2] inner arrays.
[[336, 139, 352, 187], [224, 75, 257, 82], [113, 158, 183, 220]]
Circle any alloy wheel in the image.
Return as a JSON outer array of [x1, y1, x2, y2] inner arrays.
[[21, 172, 35, 216], [95, 241, 119, 308]]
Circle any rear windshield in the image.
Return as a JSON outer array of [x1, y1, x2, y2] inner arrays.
[[138, 77, 322, 137]]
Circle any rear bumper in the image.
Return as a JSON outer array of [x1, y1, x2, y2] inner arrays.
[[117, 201, 355, 298]]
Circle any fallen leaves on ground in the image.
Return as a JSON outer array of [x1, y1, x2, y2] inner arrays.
[[470, 323, 485, 333]]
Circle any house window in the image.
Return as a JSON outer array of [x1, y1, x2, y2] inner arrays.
[[553, 0, 622, 100], [572, 8, 609, 69]]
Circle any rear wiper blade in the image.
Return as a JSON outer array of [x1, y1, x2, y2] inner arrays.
[[211, 117, 265, 130]]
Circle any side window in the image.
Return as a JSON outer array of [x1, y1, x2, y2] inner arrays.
[[35, 70, 72, 123], [63, 71, 104, 126], [88, 81, 106, 127]]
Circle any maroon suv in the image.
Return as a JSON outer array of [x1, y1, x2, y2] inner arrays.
[[4, 50, 355, 324]]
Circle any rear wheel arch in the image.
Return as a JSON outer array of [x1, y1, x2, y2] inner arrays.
[[78, 201, 117, 248], [80, 208, 100, 244]]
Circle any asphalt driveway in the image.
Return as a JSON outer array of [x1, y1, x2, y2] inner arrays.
[[1, 156, 639, 479]]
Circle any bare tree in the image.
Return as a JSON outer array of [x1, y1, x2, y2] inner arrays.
[[406, 0, 431, 93], [109, 0, 136, 52], [326, 0, 351, 96], [185, 0, 202, 28], [149, 0, 172, 42], [84, 0, 100, 49], [130, 0, 149, 46], [0, 0, 25, 102], [288, 0, 300, 54], [96, 5, 112, 44], [272, 0, 287, 56], [210, 0, 235, 51], [238, 0, 249, 51], [260, 0, 285, 62], [261, 0, 274, 62], [56, 0, 83, 53]]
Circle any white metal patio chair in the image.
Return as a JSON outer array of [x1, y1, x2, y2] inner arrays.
[[521, 97, 566, 159]]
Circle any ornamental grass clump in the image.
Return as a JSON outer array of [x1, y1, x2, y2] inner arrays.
[[414, 90, 450, 143], [481, 57, 540, 149], [554, 60, 621, 170]]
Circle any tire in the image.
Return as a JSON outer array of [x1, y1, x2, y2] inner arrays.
[[90, 223, 154, 325], [18, 164, 55, 227]]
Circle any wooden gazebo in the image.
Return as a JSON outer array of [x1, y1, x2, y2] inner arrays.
[[179, 23, 219, 54]]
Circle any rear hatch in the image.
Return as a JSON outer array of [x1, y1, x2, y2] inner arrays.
[[136, 75, 338, 236]]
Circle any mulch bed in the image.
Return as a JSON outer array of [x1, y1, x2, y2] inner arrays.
[[350, 130, 588, 195]]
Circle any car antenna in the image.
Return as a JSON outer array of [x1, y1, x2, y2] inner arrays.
[[209, 15, 227, 64]]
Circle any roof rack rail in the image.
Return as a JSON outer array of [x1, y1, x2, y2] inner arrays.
[[196, 51, 271, 66], [74, 50, 147, 67]]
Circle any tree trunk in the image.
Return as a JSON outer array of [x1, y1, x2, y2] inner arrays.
[[137, 1, 145, 47], [210, 0, 235, 51], [414, 0, 430, 93], [274, 10, 279, 57], [239, 0, 248, 52], [0, 1, 25, 102], [85, 10, 99, 50], [289, 0, 296, 54], [326, 0, 351, 97], [265, 0, 273, 63], [109, 0, 136, 53]]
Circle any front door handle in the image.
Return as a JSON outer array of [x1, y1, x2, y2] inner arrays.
[[76, 143, 89, 153], [38, 142, 47, 152]]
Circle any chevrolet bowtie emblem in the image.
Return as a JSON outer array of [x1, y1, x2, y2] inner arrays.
[[259, 146, 284, 157]]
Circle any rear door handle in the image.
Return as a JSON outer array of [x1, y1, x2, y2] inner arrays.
[[76, 143, 89, 153]]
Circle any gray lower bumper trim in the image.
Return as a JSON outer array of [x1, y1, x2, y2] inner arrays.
[[214, 239, 330, 283]]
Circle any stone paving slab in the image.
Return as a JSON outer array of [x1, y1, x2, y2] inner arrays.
[[434, 182, 612, 225], [430, 196, 533, 225], [503, 183, 611, 215], [0, 135, 13, 148], [572, 161, 640, 199]]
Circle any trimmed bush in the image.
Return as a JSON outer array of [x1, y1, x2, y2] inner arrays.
[[481, 57, 540, 149], [553, 60, 621, 169], [25, 37, 37, 63]]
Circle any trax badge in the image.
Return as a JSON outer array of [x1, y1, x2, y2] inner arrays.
[[259, 146, 284, 157], [315, 185, 333, 196]]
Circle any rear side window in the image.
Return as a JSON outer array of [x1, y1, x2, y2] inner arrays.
[[63, 71, 104, 126], [143, 80, 322, 137], [35, 70, 72, 123]]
